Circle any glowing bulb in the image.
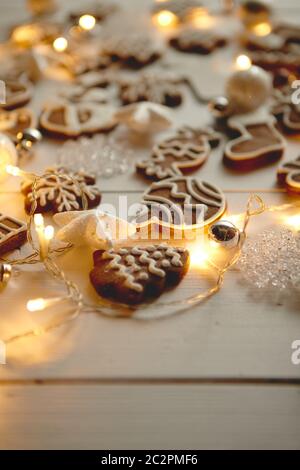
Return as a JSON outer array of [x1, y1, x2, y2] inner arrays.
[[34, 213, 44, 229], [190, 8, 214, 29], [44, 225, 54, 241], [189, 244, 209, 268], [6, 164, 21, 177], [235, 54, 252, 71], [285, 214, 300, 230], [253, 22, 272, 36], [0, 133, 18, 182], [53, 37, 68, 52], [153, 10, 178, 28], [27, 296, 63, 312], [27, 298, 46, 312], [79, 14, 96, 31]]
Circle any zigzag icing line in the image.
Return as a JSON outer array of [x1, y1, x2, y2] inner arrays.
[[102, 252, 144, 292], [130, 247, 166, 277]]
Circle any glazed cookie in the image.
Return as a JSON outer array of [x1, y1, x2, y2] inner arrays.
[[136, 126, 220, 181], [120, 74, 182, 108], [244, 23, 300, 53], [0, 213, 27, 256], [102, 34, 162, 69], [0, 108, 36, 139], [39, 102, 117, 138], [272, 86, 300, 136], [90, 244, 190, 304], [238, 0, 272, 28], [277, 156, 300, 194], [69, 0, 118, 23], [21, 167, 101, 214], [249, 50, 300, 76], [152, 0, 204, 23], [223, 110, 285, 171], [136, 176, 226, 228], [1, 80, 33, 110], [169, 28, 227, 55]]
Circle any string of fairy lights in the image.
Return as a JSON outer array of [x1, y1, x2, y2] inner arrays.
[[0, 160, 299, 341]]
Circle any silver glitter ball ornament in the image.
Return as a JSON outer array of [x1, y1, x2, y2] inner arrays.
[[226, 66, 272, 114], [208, 96, 230, 118], [209, 220, 240, 248], [16, 128, 42, 152]]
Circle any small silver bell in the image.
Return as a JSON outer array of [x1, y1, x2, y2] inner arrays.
[[208, 96, 230, 118], [208, 220, 240, 248], [16, 128, 42, 153]]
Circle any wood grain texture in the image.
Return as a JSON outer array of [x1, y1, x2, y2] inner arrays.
[[0, 192, 299, 380], [0, 384, 300, 450], [0, 0, 300, 450]]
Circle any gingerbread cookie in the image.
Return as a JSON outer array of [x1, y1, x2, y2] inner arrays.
[[90, 244, 190, 304], [0, 108, 36, 140], [136, 176, 226, 229], [272, 86, 300, 136], [249, 50, 300, 77], [70, 1, 118, 24], [120, 74, 182, 108], [152, 0, 204, 23], [39, 102, 117, 138], [0, 213, 27, 256], [21, 167, 101, 214], [245, 23, 300, 53], [102, 34, 162, 69], [169, 28, 227, 55], [223, 110, 285, 171], [1, 80, 33, 110], [136, 126, 220, 181], [277, 156, 300, 194], [238, 0, 272, 28]]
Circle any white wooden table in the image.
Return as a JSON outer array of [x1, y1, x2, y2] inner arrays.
[[0, 0, 299, 450]]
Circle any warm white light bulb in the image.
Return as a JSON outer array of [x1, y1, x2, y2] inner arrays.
[[79, 14, 96, 31], [6, 164, 20, 177], [44, 225, 54, 241], [235, 54, 252, 71], [253, 22, 272, 36], [34, 213, 44, 229], [53, 37, 68, 52], [154, 10, 178, 28], [27, 298, 46, 312], [285, 214, 300, 230]]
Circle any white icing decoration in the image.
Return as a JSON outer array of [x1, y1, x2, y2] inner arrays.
[[141, 177, 226, 228], [137, 135, 209, 179], [27, 169, 100, 213], [225, 108, 286, 163], [0, 213, 26, 248], [103, 34, 161, 62], [100, 245, 185, 292], [40, 102, 117, 137]]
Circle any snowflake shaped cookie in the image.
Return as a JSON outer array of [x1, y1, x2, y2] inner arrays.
[[21, 167, 102, 214]]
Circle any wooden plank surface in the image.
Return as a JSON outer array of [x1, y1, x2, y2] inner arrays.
[[0, 191, 299, 380], [1, 384, 300, 450], [0, 0, 300, 450]]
